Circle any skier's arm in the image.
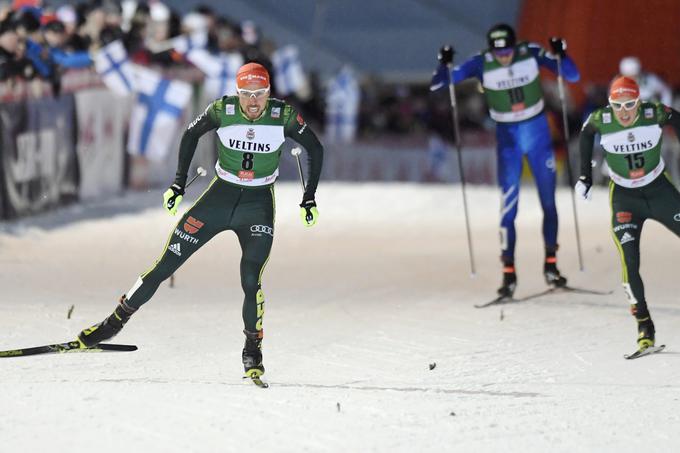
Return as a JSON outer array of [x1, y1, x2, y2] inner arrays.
[[174, 102, 220, 187], [666, 109, 680, 137], [531, 43, 580, 82], [452, 54, 484, 84], [658, 103, 680, 139], [579, 114, 598, 180], [430, 54, 483, 91], [574, 113, 599, 200], [284, 109, 324, 202]]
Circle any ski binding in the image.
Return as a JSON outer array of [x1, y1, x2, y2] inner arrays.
[[244, 368, 269, 388]]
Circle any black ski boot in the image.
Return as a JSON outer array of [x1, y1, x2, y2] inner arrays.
[[543, 252, 567, 288], [78, 296, 136, 348], [497, 265, 517, 299], [242, 329, 264, 378], [636, 316, 655, 350]]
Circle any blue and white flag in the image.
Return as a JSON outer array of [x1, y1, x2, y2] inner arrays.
[[186, 49, 243, 98], [172, 31, 208, 56], [127, 66, 192, 161], [325, 67, 360, 144], [271, 45, 308, 98], [94, 40, 136, 95]]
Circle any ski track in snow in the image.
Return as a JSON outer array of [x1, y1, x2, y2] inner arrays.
[[1, 183, 680, 452]]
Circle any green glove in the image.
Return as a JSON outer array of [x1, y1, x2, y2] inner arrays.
[[300, 199, 318, 227], [163, 183, 184, 216]]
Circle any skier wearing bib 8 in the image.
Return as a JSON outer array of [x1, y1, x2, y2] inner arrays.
[[77, 62, 323, 380]]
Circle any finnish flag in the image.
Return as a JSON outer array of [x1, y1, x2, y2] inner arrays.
[[272, 45, 308, 97], [186, 49, 243, 98], [127, 66, 192, 161], [172, 31, 208, 56], [94, 40, 136, 95], [325, 67, 360, 144]]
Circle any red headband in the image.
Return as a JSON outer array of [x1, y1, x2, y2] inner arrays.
[[609, 76, 640, 100], [236, 62, 270, 89]]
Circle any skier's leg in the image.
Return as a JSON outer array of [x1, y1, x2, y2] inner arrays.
[[123, 217, 219, 306], [233, 187, 275, 374], [496, 123, 523, 296], [524, 120, 558, 250], [79, 178, 230, 346], [609, 182, 653, 347], [497, 129, 523, 261], [523, 114, 564, 286], [648, 173, 680, 237], [637, 174, 680, 348], [236, 228, 273, 334], [127, 179, 230, 309]]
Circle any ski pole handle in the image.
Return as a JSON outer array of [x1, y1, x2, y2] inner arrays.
[[185, 166, 207, 189], [291, 147, 306, 192]]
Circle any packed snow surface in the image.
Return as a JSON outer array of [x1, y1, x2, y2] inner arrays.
[[1, 182, 679, 452]]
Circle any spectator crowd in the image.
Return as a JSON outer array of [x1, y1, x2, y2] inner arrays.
[[0, 0, 279, 95]]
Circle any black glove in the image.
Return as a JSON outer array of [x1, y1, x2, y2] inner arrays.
[[549, 37, 567, 57], [438, 45, 455, 65]]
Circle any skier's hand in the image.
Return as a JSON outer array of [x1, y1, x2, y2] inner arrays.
[[163, 183, 185, 215], [549, 37, 567, 57], [438, 45, 455, 65], [574, 176, 592, 201], [299, 199, 319, 227]]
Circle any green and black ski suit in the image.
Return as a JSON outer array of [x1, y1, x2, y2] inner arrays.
[[124, 96, 323, 333], [580, 101, 680, 319]]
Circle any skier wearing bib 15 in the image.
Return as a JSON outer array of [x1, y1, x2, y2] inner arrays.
[[432, 24, 580, 299], [577, 76, 680, 355], [77, 62, 323, 380]]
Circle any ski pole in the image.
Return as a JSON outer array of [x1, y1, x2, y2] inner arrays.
[[169, 166, 207, 288], [442, 46, 476, 276], [291, 147, 306, 192], [186, 166, 207, 189], [555, 54, 585, 272]]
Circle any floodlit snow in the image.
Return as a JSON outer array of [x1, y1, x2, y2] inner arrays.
[[1, 182, 679, 453]]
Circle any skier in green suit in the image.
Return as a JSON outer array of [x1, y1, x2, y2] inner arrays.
[[78, 63, 324, 379], [577, 75, 680, 355]]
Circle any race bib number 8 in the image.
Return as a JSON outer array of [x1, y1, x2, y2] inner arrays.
[[242, 152, 254, 170]]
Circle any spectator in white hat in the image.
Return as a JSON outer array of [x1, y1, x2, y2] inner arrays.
[[619, 56, 673, 106]]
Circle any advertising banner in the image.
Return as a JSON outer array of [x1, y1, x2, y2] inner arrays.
[[0, 95, 78, 219]]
